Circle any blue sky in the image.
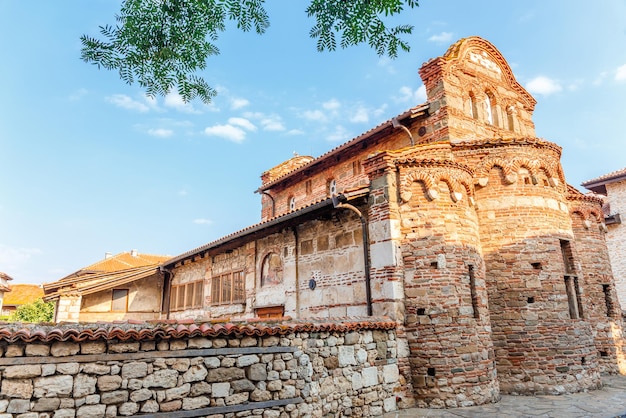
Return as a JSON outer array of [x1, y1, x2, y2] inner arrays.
[[1, 1, 626, 284]]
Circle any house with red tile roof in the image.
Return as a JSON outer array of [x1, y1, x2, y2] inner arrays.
[[43, 250, 170, 322], [583, 167, 626, 309], [0, 283, 43, 316], [154, 37, 626, 406]]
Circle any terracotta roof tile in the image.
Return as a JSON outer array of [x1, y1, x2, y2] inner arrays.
[[0, 318, 396, 343], [43, 252, 170, 300], [582, 167, 626, 190], [3, 284, 44, 306]]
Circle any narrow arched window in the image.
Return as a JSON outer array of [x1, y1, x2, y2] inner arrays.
[[289, 196, 296, 211], [485, 91, 499, 127], [506, 106, 515, 132], [469, 93, 478, 119]]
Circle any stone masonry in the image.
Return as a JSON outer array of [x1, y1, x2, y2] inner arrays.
[[0, 320, 400, 417]]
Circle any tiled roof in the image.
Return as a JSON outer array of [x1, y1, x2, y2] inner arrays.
[[0, 318, 396, 343], [256, 104, 429, 192], [582, 167, 626, 195], [3, 284, 44, 306], [164, 187, 369, 268], [43, 252, 170, 301], [82, 252, 170, 273]]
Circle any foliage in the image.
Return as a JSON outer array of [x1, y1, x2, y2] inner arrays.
[[9, 298, 55, 323], [81, 0, 419, 103]]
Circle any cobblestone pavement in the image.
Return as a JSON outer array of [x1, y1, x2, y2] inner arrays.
[[384, 375, 626, 418]]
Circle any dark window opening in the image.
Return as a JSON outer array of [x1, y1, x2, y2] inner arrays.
[[561, 240, 583, 319], [603, 284, 614, 317], [527, 297, 535, 304], [427, 368, 436, 376], [469, 265, 480, 319], [417, 308, 426, 315]]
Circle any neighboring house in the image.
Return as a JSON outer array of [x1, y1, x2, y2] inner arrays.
[[158, 37, 626, 406], [0, 272, 12, 314], [43, 250, 170, 322], [582, 168, 626, 309], [1, 284, 43, 316]]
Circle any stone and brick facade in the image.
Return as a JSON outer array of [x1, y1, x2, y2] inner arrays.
[[36, 36, 626, 413]]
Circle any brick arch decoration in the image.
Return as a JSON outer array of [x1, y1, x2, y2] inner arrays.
[[400, 168, 474, 205], [570, 205, 605, 230], [443, 36, 537, 112], [475, 156, 560, 187]]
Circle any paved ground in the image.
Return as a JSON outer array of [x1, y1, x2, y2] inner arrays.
[[384, 374, 626, 418]]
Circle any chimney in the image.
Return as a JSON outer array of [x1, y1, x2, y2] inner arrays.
[[105, 252, 113, 259], [130, 249, 138, 257]]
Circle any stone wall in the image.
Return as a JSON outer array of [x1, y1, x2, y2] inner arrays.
[[607, 180, 626, 309], [0, 320, 401, 417]]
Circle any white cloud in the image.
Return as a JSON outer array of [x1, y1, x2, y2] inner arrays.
[[241, 112, 286, 131], [287, 129, 304, 136], [323, 99, 341, 110], [302, 109, 327, 122], [349, 107, 369, 124], [615, 64, 626, 81], [178, 188, 188, 196], [230, 97, 250, 110], [396, 85, 427, 103], [428, 32, 453, 43], [106, 94, 150, 112], [525, 76, 562, 96], [147, 128, 174, 137], [327, 125, 350, 142], [0, 245, 42, 270], [228, 117, 257, 131], [593, 71, 608, 86], [204, 124, 246, 143], [261, 117, 285, 131], [164, 91, 200, 113], [193, 218, 213, 225]]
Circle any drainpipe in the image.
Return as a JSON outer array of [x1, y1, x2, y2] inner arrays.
[[159, 266, 174, 320], [292, 226, 300, 318], [392, 117, 414, 146], [261, 191, 276, 218], [332, 194, 373, 316]]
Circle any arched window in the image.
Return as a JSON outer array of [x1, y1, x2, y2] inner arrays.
[[289, 196, 296, 211], [506, 106, 515, 132], [485, 91, 498, 126], [469, 92, 478, 119], [261, 252, 283, 286]]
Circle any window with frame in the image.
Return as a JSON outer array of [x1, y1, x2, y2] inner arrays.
[[289, 196, 296, 211], [111, 289, 129, 312], [211, 271, 245, 305], [305, 180, 312, 195], [170, 280, 204, 311]]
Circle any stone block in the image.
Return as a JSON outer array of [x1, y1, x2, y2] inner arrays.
[[247, 363, 268, 381], [7, 399, 29, 414], [101, 390, 129, 404], [25, 344, 50, 357], [361, 367, 378, 388], [97, 375, 122, 392], [338, 346, 356, 367], [237, 354, 260, 368], [122, 362, 149, 380], [50, 342, 80, 357], [77, 404, 106, 418], [4, 365, 40, 379], [212, 382, 230, 398], [182, 396, 210, 410], [118, 402, 139, 416], [74, 374, 97, 397]]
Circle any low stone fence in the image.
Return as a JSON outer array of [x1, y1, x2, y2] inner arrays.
[[0, 319, 401, 417]]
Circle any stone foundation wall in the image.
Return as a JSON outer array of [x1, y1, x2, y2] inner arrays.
[[0, 321, 400, 417]]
